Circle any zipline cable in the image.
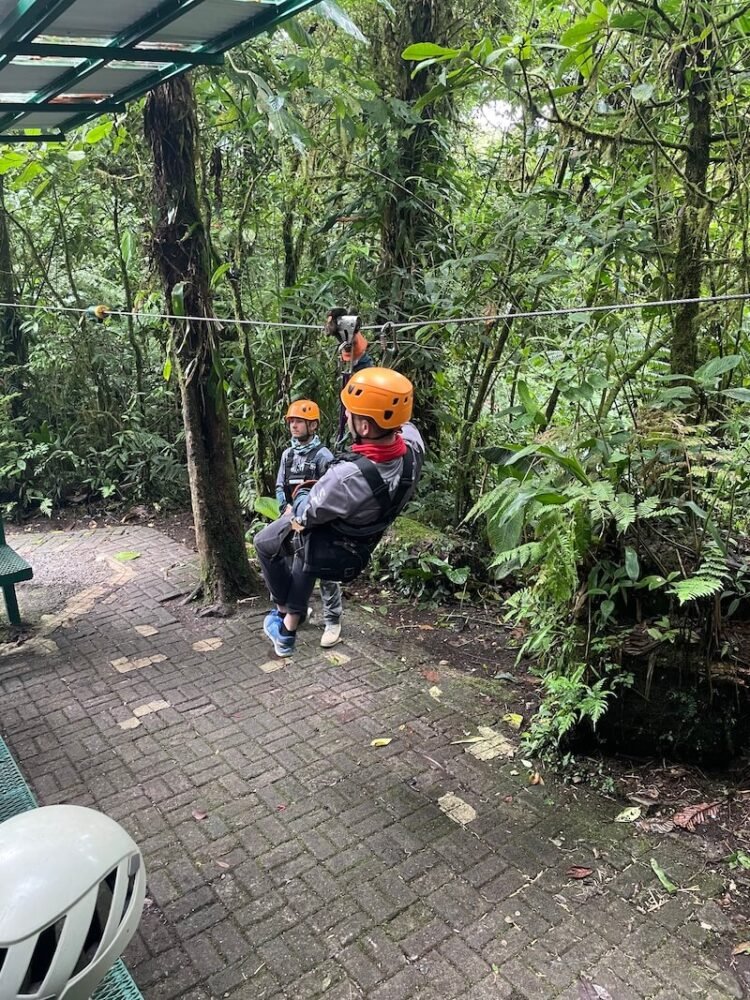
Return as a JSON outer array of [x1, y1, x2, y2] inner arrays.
[[0, 289, 750, 333], [360, 291, 750, 332]]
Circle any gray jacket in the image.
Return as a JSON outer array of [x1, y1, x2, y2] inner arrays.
[[298, 423, 424, 529]]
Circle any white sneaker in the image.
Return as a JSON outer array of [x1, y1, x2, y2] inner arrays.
[[320, 623, 342, 648]]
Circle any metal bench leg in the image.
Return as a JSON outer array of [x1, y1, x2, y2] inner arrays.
[[3, 584, 20, 625]]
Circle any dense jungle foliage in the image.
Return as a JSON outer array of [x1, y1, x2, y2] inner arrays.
[[3, 0, 750, 759]]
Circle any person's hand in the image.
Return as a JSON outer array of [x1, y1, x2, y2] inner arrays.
[[290, 517, 305, 533], [285, 504, 293, 515]]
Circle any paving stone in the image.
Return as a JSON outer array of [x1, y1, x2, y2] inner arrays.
[[0, 524, 741, 1000]]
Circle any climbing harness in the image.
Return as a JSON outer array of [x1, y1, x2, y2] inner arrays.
[[302, 448, 416, 582], [282, 445, 325, 505]]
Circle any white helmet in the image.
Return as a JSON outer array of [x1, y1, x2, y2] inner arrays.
[[0, 805, 146, 1000]]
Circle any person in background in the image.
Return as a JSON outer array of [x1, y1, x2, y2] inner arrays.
[[273, 399, 343, 648], [256, 368, 424, 658]]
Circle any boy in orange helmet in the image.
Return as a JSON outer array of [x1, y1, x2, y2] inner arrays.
[[256, 369, 424, 657], [273, 399, 343, 648]]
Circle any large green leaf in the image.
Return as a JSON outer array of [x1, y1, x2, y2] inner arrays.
[[402, 43, 459, 60], [694, 355, 742, 383], [254, 496, 281, 521]]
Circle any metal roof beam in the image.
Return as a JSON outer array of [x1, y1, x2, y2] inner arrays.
[[0, 0, 212, 132], [0, 1, 79, 68], [0, 130, 63, 141], [6, 41, 225, 66], [206, 0, 322, 52], [0, 100, 123, 111], [64, 0, 322, 133]]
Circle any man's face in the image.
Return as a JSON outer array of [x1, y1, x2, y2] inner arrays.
[[288, 417, 313, 440]]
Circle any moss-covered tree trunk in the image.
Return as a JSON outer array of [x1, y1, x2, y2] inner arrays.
[[144, 75, 259, 607], [0, 175, 25, 418], [670, 34, 712, 377]]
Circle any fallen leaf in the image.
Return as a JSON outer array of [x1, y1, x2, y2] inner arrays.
[[428, 686, 442, 700], [672, 801, 722, 832], [216, 860, 230, 869], [503, 795, 513, 803], [371, 738, 392, 747], [636, 818, 675, 834], [417, 623, 435, 630], [421, 668, 440, 683], [567, 866, 594, 879], [450, 736, 486, 745], [732, 942, 750, 956], [578, 979, 613, 1000], [502, 713, 523, 730], [114, 550, 141, 561], [277, 804, 286, 811], [614, 806, 642, 823], [321, 974, 333, 991], [529, 771, 545, 785], [650, 857, 677, 894], [192, 809, 208, 821]]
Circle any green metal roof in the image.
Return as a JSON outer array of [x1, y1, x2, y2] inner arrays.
[[0, 0, 322, 142]]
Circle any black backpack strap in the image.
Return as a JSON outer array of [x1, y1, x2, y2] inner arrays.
[[390, 447, 415, 517], [350, 456, 392, 520], [334, 448, 416, 538], [282, 449, 295, 494]]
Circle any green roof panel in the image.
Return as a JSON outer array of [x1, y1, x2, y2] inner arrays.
[[0, 0, 323, 141]]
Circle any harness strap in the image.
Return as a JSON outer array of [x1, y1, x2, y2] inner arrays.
[[332, 449, 415, 540]]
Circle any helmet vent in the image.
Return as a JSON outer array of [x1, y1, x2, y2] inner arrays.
[[383, 410, 393, 421], [71, 867, 117, 977], [120, 869, 137, 924], [19, 918, 65, 995], [392, 397, 399, 405], [0, 948, 7, 975]]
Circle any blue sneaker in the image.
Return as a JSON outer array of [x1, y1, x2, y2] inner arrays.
[[263, 614, 296, 657], [264, 609, 283, 631]]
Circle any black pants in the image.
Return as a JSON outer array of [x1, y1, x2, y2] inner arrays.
[[254, 516, 317, 617]]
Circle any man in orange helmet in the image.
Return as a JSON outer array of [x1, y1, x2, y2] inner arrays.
[[255, 368, 424, 657], [274, 399, 342, 648]]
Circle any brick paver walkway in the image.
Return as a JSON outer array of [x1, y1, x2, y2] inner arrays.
[[1, 527, 746, 1000]]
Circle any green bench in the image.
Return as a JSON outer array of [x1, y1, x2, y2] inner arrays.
[[0, 735, 144, 999], [0, 513, 32, 625]]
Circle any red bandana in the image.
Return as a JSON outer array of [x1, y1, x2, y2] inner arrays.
[[351, 435, 408, 463]]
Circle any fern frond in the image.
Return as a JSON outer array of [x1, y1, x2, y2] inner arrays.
[[670, 544, 729, 605], [636, 496, 660, 518], [612, 492, 636, 533], [671, 576, 724, 604], [490, 541, 542, 568]]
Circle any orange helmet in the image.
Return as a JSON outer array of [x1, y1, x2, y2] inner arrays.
[[340, 368, 413, 429], [285, 399, 320, 422]]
